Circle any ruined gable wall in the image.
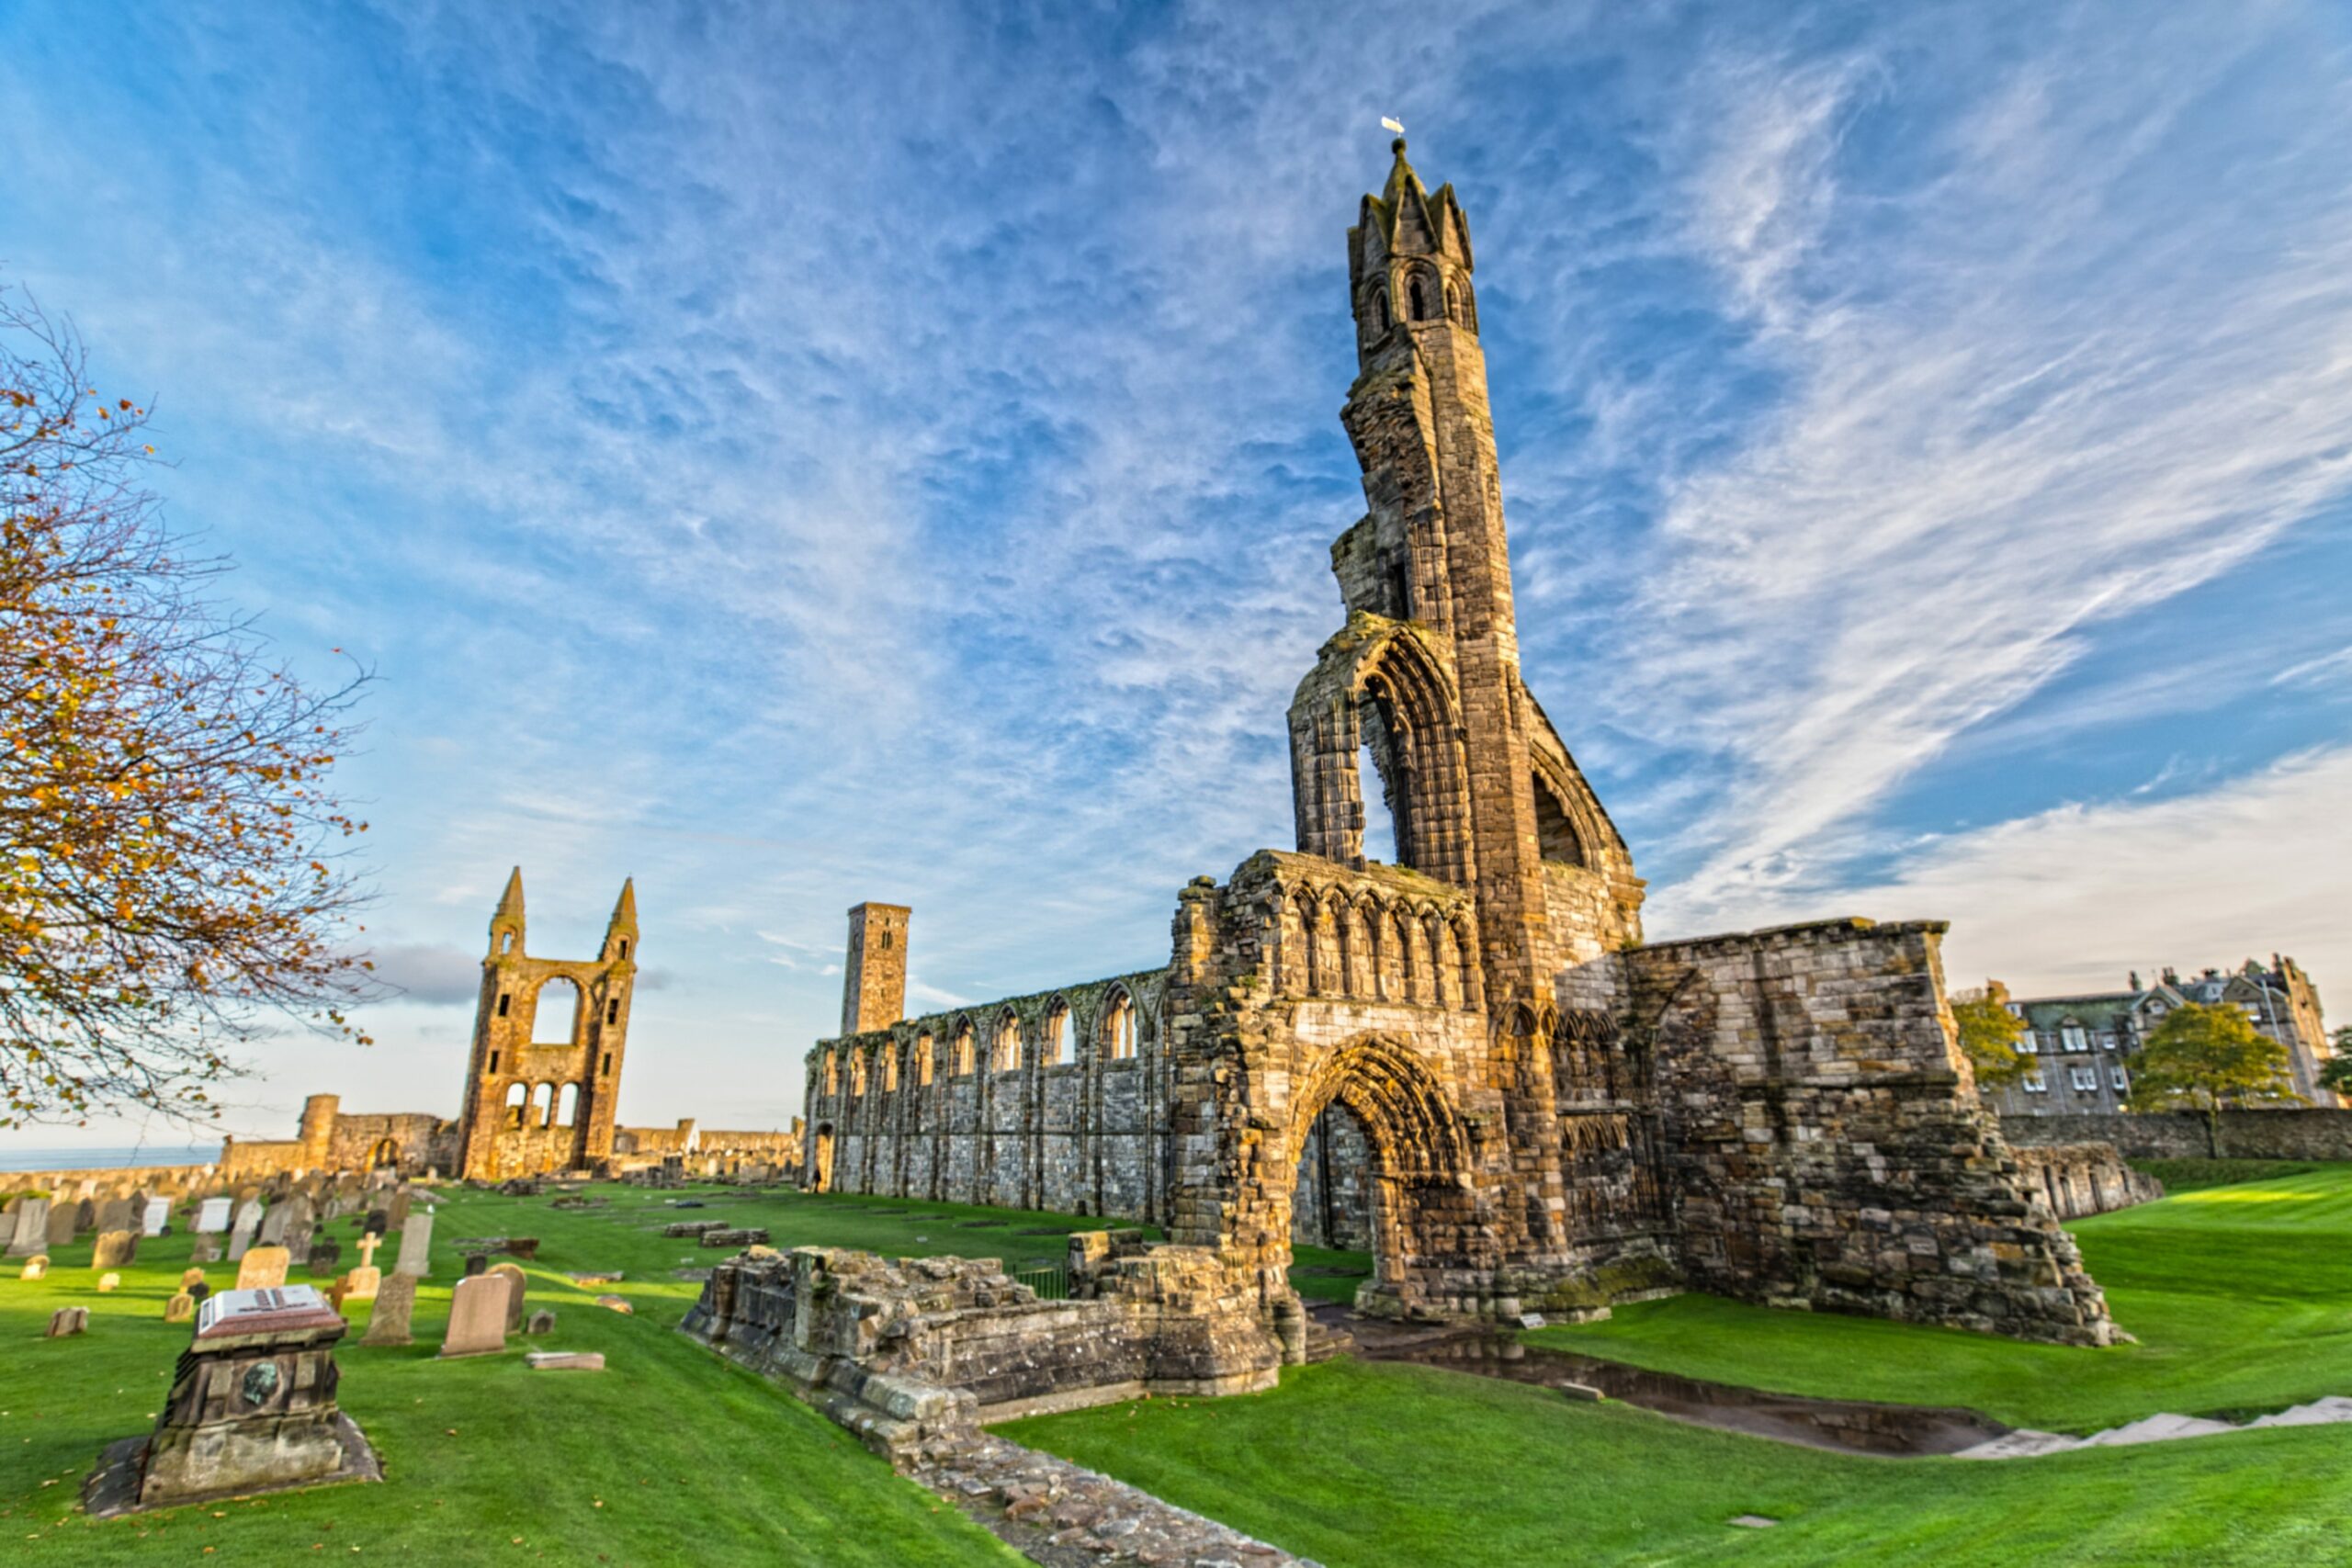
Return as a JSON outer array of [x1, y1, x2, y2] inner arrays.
[[1607, 919, 2119, 1346]]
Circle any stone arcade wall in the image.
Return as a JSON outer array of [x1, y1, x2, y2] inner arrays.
[[1605, 919, 2118, 1346], [680, 1239, 1279, 1464], [2002, 1110, 2352, 1162], [805, 968, 1173, 1220], [2012, 1143, 2164, 1220], [218, 1094, 458, 1180]]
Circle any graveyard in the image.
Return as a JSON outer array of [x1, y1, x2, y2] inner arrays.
[[0, 1164, 2344, 1564]]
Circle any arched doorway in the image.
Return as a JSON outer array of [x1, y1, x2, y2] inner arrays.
[[809, 1123, 836, 1193], [1269, 1033, 1475, 1322], [367, 1138, 401, 1171]]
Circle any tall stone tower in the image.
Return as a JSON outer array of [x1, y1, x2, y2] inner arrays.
[[840, 902, 910, 1036], [455, 869, 640, 1179], [1289, 138, 1644, 1009]]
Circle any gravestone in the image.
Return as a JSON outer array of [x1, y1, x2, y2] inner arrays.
[[594, 1294, 634, 1314], [97, 1271, 122, 1292], [46, 1199, 81, 1247], [388, 1189, 413, 1228], [359, 1271, 416, 1347], [195, 1197, 232, 1234], [488, 1262, 527, 1331], [180, 1267, 207, 1288], [524, 1350, 603, 1371], [164, 1292, 195, 1324], [438, 1272, 511, 1359], [20, 1253, 50, 1280], [463, 1253, 488, 1277], [228, 1200, 263, 1261], [123, 1284, 364, 1511], [191, 1234, 222, 1265], [364, 1209, 390, 1238], [75, 1198, 96, 1232], [283, 1220, 315, 1258], [96, 1197, 133, 1233], [92, 1229, 138, 1269], [7, 1197, 51, 1257], [306, 1237, 341, 1276], [393, 1210, 433, 1278], [47, 1305, 86, 1337], [343, 1235, 382, 1302], [235, 1245, 290, 1291], [257, 1198, 294, 1247], [525, 1308, 556, 1336], [141, 1197, 171, 1237], [188, 1281, 210, 1303]]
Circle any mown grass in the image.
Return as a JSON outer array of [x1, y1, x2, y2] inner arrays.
[[1521, 1163, 2352, 1431], [1008, 1164, 2352, 1567], [2130, 1157, 2322, 1192], [0, 1181, 1028, 1566]]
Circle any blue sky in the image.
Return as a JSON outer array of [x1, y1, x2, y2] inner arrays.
[[4, 2, 2348, 1151]]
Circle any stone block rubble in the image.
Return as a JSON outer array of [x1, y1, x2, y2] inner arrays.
[[1957, 1396, 2352, 1459]]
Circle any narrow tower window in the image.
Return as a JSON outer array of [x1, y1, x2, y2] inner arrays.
[[605, 999, 620, 1025], [496, 993, 510, 1018], [1409, 274, 1430, 321], [600, 1051, 612, 1075]]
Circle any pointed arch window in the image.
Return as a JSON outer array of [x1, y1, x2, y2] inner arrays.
[[1102, 992, 1138, 1061]]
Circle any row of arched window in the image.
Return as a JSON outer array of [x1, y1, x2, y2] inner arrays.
[[821, 989, 1148, 1099], [501, 1080, 583, 1130], [1363, 266, 1477, 338], [1268, 881, 1483, 1010], [491, 976, 624, 1042]]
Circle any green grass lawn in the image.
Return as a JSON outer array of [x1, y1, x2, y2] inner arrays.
[[1521, 1162, 2352, 1431], [1008, 1162, 2352, 1567], [0, 1181, 1037, 1565]]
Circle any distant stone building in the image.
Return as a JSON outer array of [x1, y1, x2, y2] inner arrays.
[[1988, 957, 2335, 1117], [802, 141, 2121, 1348], [221, 871, 801, 1181]]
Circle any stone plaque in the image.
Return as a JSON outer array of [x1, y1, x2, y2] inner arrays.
[[196, 1197, 232, 1234], [92, 1229, 138, 1269], [141, 1197, 171, 1236], [438, 1272, 512, 1359], [359, 1271, 416, 1347], [235, 1244, 291, 1291], [46, 1305, 86, 1337], [342, 1265, 381, 1303]]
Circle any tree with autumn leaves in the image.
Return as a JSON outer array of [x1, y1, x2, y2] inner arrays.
[[0, 287, 375, 1129]]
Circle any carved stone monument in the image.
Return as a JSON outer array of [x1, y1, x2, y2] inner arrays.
[[358, 1271, 415, 1348], [236, 1245, 291, 1292], [393, 1210, 433, 1278], [83, 1284, 380, 1517]]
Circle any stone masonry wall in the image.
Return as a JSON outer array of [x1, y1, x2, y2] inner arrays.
[[2012, 1143, 2164, 1220], [2002, 1110, 2352, 1161], [1611, 919, 2118, 1346]]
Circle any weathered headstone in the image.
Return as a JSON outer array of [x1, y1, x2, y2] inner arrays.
[[20, 1253, 50, 1280], [180, 1267, 207, 1288], [525, 1308, 556, 1336], [96, 1197, 133, 1233], [594, 1294, 634, 1315], [463, 1253, 488, 1277], [235, 1245, 290, 1292], [164, 1292, 195, 1323], [188, 1281, 210, 1303], [191, 1234, 222, 1265], [437, 1272, 512, 1359], [74, 1197, 97, 1232], [283, 1219, 315, 1258], [306, 1237, 342, 1276], [488, 1262, 527, 1331], [195, 1197, 232, 1234], [47, 1305, 86, 1337], [524, 1350, 603, 1371], [393, 1209, 433, 1278], [364, 1208, 390, 1238], [343, 1235, 381, 1302], [141, 1197, 171, 1237], [228, 1199, 263, 1261], [46, 1200, 81, 1247], [388, 1188, 413, 1228], [358, 1271, 415, 1347], [97, 1271, 121, 1292], [7, 1197, 51, 1257], [123, 1285, 362, 1510], [92, 1229, 138, 1269]]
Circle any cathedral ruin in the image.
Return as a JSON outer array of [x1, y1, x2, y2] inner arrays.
[[802, 141, 2120, 1348]]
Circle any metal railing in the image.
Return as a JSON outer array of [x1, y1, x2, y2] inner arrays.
[[1013, 1264, 1069, 1301]]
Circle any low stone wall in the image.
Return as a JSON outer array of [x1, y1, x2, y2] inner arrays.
[[2001, 1111, 2352, 1161], [0, 1164, 215, 1201], [680, 1238, 1279, 1465], [2012, 1144, 2163, 1220]]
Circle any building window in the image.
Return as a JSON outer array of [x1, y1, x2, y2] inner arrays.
[[605, 999, 620, 1025], [2023, 1072, 2047, 1094], [2061, 1025, 2088, 1053], [487, 1051, 500, 1075], [2018, 1032, 2038, 1055], [600, 1052, 612, 1076], [617, 940, 629, 960], [2098, 1031, 2117, 1052], [497, 993, 510, 1019], [994, 1013, 1021, 1073], [2069, 1066, 2098, 1092], [884, 1048, 898, 1093], [2111, 1066, 2130, 1091], [1102, 992, 1137, 1062]]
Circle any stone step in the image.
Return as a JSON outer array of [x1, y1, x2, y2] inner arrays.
[[1300, 1320, 1357, 1364]]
